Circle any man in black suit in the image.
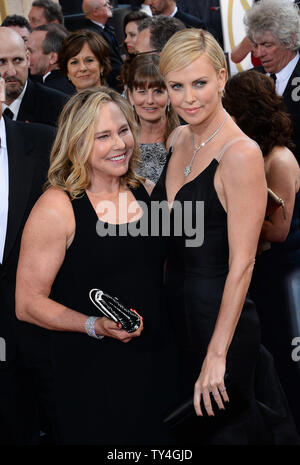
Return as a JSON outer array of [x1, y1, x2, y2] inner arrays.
[[0, 27, 68, 126], [0, 90, 56, 443], [244, 0, 300, 164], [148, 0, 206, 29], [27, 24, 75, 95], [81, 0, 123, 90]]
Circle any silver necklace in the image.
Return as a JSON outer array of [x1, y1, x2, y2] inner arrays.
[[184, 112, 228, 177]]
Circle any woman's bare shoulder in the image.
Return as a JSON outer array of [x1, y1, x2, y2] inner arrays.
[[266, 146, 299, 168], [166, 124, 189, 151], [220, 136, 263, 167], [29, 187, 74, 224]]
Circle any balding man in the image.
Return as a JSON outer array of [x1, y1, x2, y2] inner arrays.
[[1, 15, 32, 48], [147, 0, 205, 29], [82, 0, 123, 90], [0, 27, 68, 126]]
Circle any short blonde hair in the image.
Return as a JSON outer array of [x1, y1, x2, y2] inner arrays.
[[159, 28, 227, 80], [47, 87, 142, 199]]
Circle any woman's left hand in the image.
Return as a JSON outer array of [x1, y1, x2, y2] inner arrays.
[[193, 353, 229, 416]]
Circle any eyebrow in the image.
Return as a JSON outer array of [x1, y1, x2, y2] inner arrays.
[[94, 124, 129, 136], [168, 76, 209, 84]]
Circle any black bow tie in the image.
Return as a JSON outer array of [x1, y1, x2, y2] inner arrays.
[[3, 107, 14, 119]]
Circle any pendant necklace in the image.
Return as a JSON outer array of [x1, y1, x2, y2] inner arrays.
[[184, 111, 228, 177]]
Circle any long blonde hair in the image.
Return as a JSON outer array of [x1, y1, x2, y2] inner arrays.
[[159, 28, 228, 80], [47, 87, 142, 199]]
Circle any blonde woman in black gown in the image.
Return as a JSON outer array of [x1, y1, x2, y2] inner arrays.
[[151, 28, 300, 444], [15, 87, 179, 444]]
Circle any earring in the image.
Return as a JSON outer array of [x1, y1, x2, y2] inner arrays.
[[219, 88, 224, 96], [166, 103, 170, 114]]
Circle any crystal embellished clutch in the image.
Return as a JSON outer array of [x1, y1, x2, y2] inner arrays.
[[89, 289, 141, 333]]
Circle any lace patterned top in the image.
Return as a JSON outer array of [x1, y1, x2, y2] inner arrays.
[[136, 142, 168, 183]]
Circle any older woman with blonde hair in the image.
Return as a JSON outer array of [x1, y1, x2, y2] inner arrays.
[[151, 27, 300, 444], [15, 87, 179, 444]]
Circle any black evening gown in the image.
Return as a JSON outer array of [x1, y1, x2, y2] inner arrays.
[[250, 190, 300, 433], [151, 144, 300, 445], [47, 184, 179, 444]]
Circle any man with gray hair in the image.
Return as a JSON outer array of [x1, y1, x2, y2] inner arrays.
[[244, 0, 300, 163]]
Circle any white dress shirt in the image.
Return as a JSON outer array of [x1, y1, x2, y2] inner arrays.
[[90, 19, 105, 29], [2, 80, 28, 121], [0, 117, 9, 263], [170, 6, 178, 17], [268, 52, 299, 96]]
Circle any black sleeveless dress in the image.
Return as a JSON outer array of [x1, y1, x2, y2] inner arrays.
[[151, 145, 300, 445], [48, 184, 179, 445]]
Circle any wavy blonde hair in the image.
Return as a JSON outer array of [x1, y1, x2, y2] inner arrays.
[[159, 28, 228, 80], [47, 87, 142, 199]]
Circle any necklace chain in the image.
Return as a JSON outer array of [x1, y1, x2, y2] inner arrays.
[[184, 112, 228, 177]]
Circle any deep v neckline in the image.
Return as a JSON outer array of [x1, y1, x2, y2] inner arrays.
[[165, 153, 218, 206]]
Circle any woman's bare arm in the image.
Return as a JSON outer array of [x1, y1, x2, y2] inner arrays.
[[194, 140, 267, 416], [15, 188, 142, 342], [261, 148, 300, 242]]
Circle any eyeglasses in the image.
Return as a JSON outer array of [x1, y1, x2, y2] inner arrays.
[[101, 1, 112, 7]]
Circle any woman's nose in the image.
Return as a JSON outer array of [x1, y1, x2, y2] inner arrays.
[[113, 133, 126, 149], [146, 90, 154, 104], [184, 86, 196, 104]]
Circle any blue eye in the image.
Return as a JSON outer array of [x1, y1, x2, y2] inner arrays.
[[194, 80, 207, 87], [97, 135, 108, 140], [170, 83, 182, 90]]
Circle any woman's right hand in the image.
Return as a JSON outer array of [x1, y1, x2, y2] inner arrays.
[[95, 316, 143, 343]]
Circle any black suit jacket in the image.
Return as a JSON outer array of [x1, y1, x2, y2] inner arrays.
[[175, 8, 206, 29], [255, 57, 300, 164], [44, 69, 76, 96], [0, 117, 55, 362], [0, 117, 55, 443], [17, 79, 69, 127], [83, 19, 123, 91]]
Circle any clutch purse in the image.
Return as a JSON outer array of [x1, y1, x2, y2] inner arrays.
[[266, 188, 286, 219], [89, 289, 141, 333]]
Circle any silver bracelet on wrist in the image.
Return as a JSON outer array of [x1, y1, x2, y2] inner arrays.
[[85, 316, 104, 340]]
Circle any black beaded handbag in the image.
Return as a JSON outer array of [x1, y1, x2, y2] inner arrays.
[[89, 289, 141, 333]]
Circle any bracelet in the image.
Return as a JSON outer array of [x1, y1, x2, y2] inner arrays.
[[85, 316, 104, 340]]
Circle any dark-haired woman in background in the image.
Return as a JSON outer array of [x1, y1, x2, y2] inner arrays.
[[123, 10, 149, 57], [223, 69, 300, 432], [126, 53, 179, 182], [120, 11, 149, 96], [59, 29, 111, 92]]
